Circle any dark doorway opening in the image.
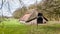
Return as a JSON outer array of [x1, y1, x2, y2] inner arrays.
[[37, 13, 43, 24]]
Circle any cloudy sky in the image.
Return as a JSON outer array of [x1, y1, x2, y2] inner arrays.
[[0, 0, 42, 17]]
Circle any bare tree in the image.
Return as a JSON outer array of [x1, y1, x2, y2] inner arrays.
[[0, 0, 12, 22]]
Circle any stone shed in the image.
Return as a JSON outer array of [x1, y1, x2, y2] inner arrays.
[[19, 9, 48, 24]]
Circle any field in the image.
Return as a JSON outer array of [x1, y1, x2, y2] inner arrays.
[[0, 18, 60, 34]]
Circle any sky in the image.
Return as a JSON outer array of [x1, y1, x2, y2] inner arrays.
[[0, 0, 42, 17]]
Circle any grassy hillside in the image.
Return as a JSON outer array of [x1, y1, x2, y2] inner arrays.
[[0, 18, 60, 34]]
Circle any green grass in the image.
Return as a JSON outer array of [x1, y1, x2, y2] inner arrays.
[[0, 18, 60, 34]]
